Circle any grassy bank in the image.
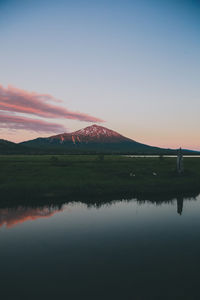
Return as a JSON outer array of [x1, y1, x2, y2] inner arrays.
[[0, 155, 200, 204]]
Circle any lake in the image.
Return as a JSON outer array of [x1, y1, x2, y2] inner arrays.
[[1, 196, 200, 299]]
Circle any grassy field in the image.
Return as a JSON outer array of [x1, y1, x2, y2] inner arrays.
[[0, 155, 200, 205]]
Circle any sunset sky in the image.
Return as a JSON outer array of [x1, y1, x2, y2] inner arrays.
[[0, 0, 199, 149]]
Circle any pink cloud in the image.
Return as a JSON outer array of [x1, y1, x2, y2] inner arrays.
[[0, 85, 103, 122], [0, 113, 66, 133]]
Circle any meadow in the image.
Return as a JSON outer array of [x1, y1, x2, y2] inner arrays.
[[1, 155, 200, 205]]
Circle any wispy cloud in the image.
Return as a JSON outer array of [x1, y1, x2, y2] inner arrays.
[[0, 85, 103, 122], [0, 113, 66, 133]]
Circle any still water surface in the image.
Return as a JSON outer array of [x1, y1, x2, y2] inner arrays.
[[1, 196, 200, 299]]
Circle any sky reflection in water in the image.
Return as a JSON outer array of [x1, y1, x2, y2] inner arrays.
[[1, 196, 200, 299]]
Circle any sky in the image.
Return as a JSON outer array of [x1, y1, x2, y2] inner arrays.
[[0, 0, 200, 149]]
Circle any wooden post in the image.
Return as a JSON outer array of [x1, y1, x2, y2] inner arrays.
[[177, 147, 183, 174]]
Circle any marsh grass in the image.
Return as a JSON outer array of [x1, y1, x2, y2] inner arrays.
[[0, 155, 200, 204]]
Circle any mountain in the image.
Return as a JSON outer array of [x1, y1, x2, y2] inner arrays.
[[0, 139, 27, 154], [20, 124, 194, 154], [51, 124, 134, 143]]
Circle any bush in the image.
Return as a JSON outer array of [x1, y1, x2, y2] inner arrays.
[[50, 156, 59, 164], [97, 154, 104, 162]]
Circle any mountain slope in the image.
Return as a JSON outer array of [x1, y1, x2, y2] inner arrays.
[[20, 124, 188, 154], [0, 139, 27, 154]]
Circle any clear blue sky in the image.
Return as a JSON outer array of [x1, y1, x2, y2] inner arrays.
[[0, 0, 200, 149]]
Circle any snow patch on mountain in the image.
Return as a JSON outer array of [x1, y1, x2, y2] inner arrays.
[[74, 124, 121, 138]]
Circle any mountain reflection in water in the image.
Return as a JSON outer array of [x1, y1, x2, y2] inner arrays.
[[0, 195, 193, 228]]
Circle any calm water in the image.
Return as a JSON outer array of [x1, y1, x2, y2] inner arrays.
[[1, 196, 200, 299]]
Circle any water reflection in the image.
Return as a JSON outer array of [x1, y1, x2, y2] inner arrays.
[[177, 197, 183, 215], [0, 205, 63, 228], [0, 194, 198, 228], [1, 193, 200, 299]]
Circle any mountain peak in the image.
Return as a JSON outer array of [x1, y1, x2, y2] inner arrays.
[[50, 124, 129, 144], [73, 124, 122, 138]]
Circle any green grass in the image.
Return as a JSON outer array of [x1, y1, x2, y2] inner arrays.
[[0, 155, 200, 204]]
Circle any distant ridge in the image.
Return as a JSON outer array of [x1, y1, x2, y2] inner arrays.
[[18, 124, 198, 155], [0, 139, 26, 154]]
